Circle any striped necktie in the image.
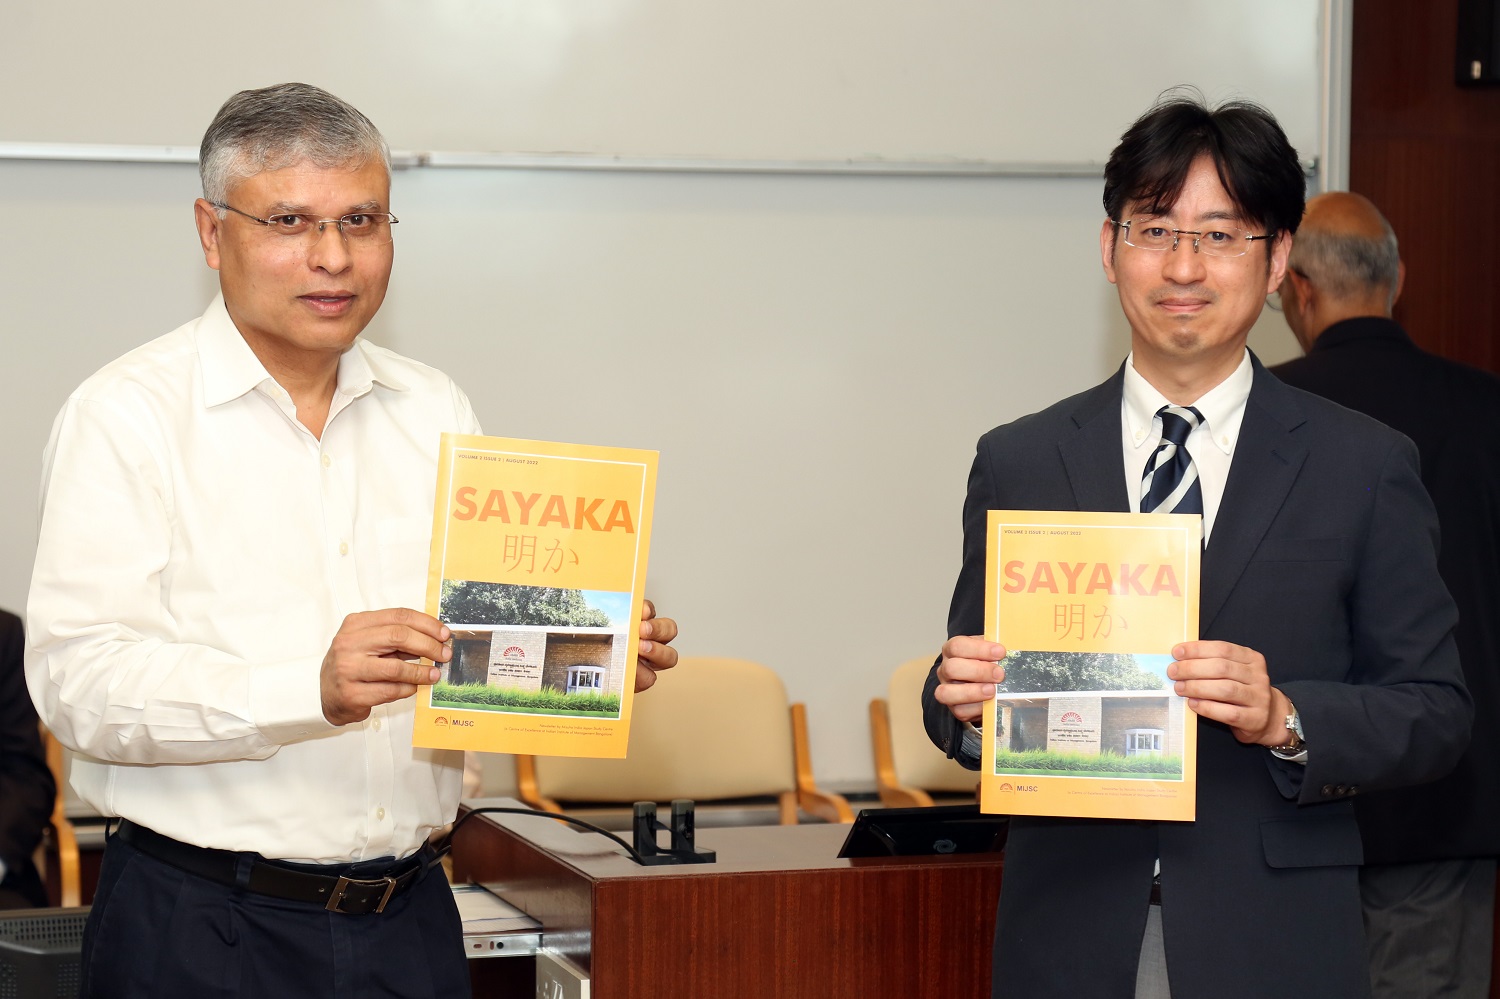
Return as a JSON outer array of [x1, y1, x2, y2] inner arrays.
[[1140, 406, 1204, 515]]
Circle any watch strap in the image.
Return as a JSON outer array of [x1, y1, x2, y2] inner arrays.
[[1268, 704, 1304, 753]]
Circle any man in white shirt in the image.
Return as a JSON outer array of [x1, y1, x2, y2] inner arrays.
[[26, 82, 678, 998], [921, 95, 1469, 998]]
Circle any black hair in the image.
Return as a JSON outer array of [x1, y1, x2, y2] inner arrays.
[[1103, 90, 1306, 244]]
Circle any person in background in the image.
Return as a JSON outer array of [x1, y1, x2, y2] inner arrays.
[[923, 95, 1470, 998], [1272, 190, 1500, 999], [1, 608, 54, 909], [26, 83, 678, 998]]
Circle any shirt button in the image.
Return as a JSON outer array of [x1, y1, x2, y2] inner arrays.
[[339, 541, 349, 556], [376, 807, 386, 821], [322, 453, 332, 468], [372, 717, 382, 731]]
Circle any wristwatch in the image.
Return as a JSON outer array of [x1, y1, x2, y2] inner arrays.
[[1268, 702, 1305, 754]]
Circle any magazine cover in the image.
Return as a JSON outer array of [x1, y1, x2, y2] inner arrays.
[[412, 433, 657, 757], [980, 510, 1200, 821]]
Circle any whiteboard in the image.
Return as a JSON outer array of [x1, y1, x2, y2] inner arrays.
[[0, 161, 1305, 789], [1, 0, 1321, 165]]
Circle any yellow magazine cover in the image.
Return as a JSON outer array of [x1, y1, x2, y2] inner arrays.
[[413, 433, 657, 757], [981, 511, 1200, 821]]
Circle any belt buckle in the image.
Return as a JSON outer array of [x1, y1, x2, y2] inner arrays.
[[326, 874, 398, 914]]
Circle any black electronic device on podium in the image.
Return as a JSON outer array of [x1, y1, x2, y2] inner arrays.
[[631, 798, 716, 865], [837, 803, 1008, 858]]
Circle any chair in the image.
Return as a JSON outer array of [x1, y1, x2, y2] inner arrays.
[[870, 656, 979, 807], [515, 656, 852, 825], [36, 727, 80, 907]]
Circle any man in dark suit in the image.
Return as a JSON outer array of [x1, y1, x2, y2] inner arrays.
[[923, 97, 1471, 998], [0, 608, 54, 909], [1272, 191, 1500, 999]]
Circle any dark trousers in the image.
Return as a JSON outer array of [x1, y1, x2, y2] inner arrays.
[[82, 833, 472, 999]]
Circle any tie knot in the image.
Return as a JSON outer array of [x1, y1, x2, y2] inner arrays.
[[1156, 406, 1202, 447]]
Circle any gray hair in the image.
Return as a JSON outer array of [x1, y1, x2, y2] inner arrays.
[[1288, 217, 1402, 308], [199, 83, 390, 208]]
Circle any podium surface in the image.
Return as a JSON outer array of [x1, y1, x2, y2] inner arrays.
[[451, 799, 1002, 998]]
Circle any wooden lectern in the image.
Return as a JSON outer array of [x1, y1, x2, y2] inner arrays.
[[451, 799, 1002, 998]]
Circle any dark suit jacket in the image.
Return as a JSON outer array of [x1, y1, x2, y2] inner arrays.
[[922, 357, 1470, 998], [1, 609, 54, 909], [1272, 317, 1500, 863]]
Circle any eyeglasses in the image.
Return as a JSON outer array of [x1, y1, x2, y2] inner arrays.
[[1110, 218, 1267, 258], [214, 202, 399, 246]]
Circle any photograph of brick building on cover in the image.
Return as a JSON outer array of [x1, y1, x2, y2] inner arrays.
[[992, 651, 1185, 781], [431, 581, 632, 719]]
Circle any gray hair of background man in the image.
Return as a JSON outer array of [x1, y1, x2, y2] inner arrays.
[[1287, 212, 1402, 310], [198, 82, 391, 212]]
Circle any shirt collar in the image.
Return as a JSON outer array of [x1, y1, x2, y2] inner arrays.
[[1123, 348, 1253, 457], [352, 340, 410, 394], [194, 294, 409, 408], [196, 295, 276, 408]]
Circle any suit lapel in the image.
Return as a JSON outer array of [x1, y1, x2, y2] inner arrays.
[[1200, 360, 1308, 632], [1059, 367, 1132, 514]]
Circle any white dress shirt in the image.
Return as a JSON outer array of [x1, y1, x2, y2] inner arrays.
[[26, 296, 482, 863], [1120, 349, 1253, 545]]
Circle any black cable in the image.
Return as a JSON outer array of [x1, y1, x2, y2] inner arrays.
[[438, 805, 649, 865]]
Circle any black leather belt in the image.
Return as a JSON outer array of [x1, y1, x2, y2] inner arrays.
[[115, 819, 430, 915]]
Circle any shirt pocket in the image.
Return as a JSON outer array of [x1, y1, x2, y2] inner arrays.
[[372, 518, 434, 610]]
